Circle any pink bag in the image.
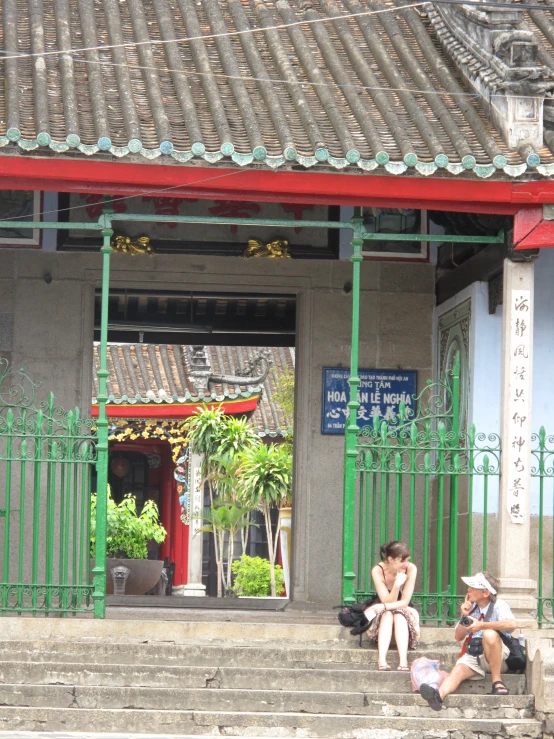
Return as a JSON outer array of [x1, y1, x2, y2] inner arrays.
[[410, 657, 448, 692]]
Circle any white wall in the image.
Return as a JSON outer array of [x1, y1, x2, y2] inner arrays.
[[435, 249, 554, 515], [435, 282, 503, 513], [532, 249, 554, 433]]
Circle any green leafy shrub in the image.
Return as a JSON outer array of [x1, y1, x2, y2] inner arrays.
[[231, 555, 285, 597], [90, 489, 167, 559]]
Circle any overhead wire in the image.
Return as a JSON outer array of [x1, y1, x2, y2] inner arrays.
[[0, 0, 550, 229], [0, 0, 552, 63], [0, 0, 550, 103], [0, 1, 427, 61], [0, 169, 249, 224]]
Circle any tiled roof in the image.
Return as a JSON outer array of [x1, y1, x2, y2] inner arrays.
[[2, 0, 554, 178], [92, 343, 294, 437]]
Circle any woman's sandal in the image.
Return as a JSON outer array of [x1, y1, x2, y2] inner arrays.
[[378, 664, 392, 671], [397, 665, 410, 671], [491, 680, 510, 695]]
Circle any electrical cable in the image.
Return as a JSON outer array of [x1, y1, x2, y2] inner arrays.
[[0, 169, 248, 224], [0, 1, 550, 102], [0, 0, 550, 230], [0, 2, 427, 61], [0, 0, 551, 63]]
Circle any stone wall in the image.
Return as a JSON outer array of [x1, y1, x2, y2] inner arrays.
[[0, 249, 434, 604]]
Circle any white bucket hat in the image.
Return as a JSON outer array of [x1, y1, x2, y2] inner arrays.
[[461, 572, 497, 595]]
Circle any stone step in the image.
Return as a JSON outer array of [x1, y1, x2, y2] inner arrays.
[[0, 735, 273, 739], [0, 616, 460, 647], [0, 640, 461, 670], [0, 706, 542, 737], [0, 684, 534, 719], [0, 660, 527, 694]]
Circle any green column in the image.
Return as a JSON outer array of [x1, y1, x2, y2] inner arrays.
[[342, 211, 363, 603], [92, 212, 113, 619]]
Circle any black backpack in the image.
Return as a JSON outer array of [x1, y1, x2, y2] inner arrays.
[[336, 596, 379, 644]]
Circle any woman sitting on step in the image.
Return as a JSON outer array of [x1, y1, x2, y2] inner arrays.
[[364, 541, 420, 671]]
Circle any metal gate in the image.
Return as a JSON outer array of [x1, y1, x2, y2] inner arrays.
[[0, 360, 98, 615], [345, 355, 501, 624]]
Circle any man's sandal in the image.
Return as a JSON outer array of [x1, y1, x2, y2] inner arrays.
[[420, 683, 444, 711], [397, 665, 410, 671], [491, 681, 510, 695], [378, 664, 391, 671]]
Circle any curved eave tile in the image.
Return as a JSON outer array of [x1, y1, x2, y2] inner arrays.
[[0, 139, 547, 178], [101, 389, 260, 405]]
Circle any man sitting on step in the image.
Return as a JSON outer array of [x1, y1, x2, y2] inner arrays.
[[420, 571, 517, 710]]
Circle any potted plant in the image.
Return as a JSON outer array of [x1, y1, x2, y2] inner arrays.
[[90, 489, 167, 595]]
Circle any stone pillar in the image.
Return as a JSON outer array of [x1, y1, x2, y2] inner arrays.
[[498, 257, 537, 622], [185, 452, 206, 596]]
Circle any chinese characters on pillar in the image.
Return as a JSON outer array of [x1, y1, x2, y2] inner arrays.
[[190, 464, 203, 536], [506, 290, 531, 524]]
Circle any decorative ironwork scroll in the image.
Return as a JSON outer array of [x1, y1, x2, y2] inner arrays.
[[349, 356, 501, 625], [0, 360, 97, 616]]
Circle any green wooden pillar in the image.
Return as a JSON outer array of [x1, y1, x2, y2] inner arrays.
[[92, 205, 113, 619], [342, 210, 363, 603]]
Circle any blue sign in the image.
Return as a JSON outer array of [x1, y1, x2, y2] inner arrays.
[[321, 368, 418, 435]]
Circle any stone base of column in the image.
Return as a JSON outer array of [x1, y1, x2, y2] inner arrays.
[[498, 577, 538, 627], [172, 583, 206, 597]]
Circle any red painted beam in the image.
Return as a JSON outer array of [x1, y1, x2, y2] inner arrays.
[[91, 397, 260, 419], [513, 206, 543, 244], [514, 206, 554, 249], [2, 154, 554, 213]]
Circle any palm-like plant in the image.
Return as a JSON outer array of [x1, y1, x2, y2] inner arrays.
[[195, 503, 251, 594], [215, 417, 260, 466], [188, 406, 227, 594], [237, 443, 293, 597], [188, 405, 226, 501], [188, 407, 260, 596]]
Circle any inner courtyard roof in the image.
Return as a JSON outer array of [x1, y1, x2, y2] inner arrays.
[[92, 343, 294, 437]]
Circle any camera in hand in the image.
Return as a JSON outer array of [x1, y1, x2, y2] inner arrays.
[[460, 615, 474, 627]]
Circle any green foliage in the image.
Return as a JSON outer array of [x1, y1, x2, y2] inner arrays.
[[195, 503, 251, 537], [188, 407, 259, 502], [215, 417, 260, 460], [236, 443, 292, 597], [231, 555, 285, 597], [90, 489, 167, 560], [237, 443, 293, 509], [187, 405, 226, 477], [271, 367, 295, 439]]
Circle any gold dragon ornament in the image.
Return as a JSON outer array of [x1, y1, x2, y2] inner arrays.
[[111, 235, 154, 255], [243, 239, 291, 259]]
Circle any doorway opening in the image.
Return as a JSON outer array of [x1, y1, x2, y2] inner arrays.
[[92, 289, 296, 602]]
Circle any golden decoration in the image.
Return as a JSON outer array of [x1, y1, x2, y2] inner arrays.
[[243, 239, 291, 259], [111, 234, 154, 256], [108, 418, 191, 462]]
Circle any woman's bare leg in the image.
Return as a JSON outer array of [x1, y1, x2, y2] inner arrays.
[[393, 613, 409, 668], [378, 611, 394, 667]]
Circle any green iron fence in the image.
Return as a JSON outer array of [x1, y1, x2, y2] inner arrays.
[[349, 356, 501, 624], [0, 360, 97, 614], [532, 428, 554, 627]]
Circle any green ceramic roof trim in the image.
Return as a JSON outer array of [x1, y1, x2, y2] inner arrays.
[[0, 136, 549, 179], [101, 387, 263, 404]]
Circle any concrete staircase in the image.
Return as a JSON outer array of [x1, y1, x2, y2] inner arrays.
[[0, 611, 543, 738]]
